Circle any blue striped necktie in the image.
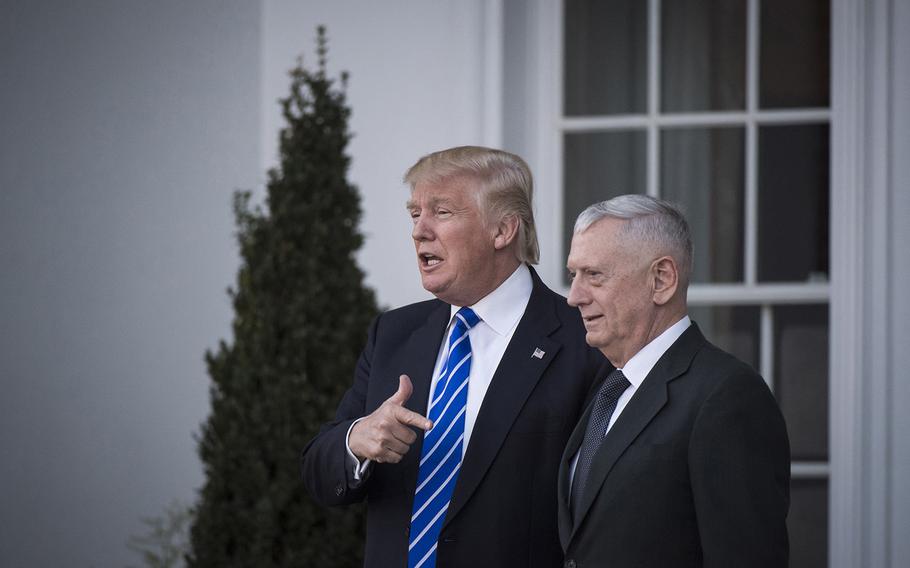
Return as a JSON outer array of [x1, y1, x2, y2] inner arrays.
[[408, 306, 480, 568]]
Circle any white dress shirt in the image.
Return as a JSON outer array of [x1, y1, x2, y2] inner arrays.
[[346, 264, 533, 479], [569, 315, 691, 489]]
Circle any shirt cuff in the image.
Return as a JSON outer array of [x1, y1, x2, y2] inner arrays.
[[345, 417, 372, 482]]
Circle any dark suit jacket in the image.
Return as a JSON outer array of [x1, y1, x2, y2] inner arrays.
[[557, 324, 790, 568], [301, 267, 603, 568]]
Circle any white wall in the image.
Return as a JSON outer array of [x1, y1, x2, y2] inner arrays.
[[0, 1, 259, 565], [1, 1, 500, 564], [262, 0, 495, 309]]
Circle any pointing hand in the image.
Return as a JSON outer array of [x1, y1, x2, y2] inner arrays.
[[349, 375, 433, 463]]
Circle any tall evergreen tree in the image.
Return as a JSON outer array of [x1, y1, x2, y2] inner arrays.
[[189, 27, 376, 567]]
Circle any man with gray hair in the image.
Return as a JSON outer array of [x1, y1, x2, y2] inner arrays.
[[302, 146, 603, 567], [558, 194, 790, 567]]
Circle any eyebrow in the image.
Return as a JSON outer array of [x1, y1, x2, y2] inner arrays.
[[566, 262, 598, 274], [405, 197, 456, 211]]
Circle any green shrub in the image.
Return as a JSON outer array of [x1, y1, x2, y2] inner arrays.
[[188, 27, 376, 567]]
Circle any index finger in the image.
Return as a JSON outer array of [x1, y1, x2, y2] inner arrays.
[[393, 405, 432, 431]]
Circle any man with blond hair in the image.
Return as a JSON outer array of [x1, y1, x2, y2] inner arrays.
[[302, 146, 603, 567]]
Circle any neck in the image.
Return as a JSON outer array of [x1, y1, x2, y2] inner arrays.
[[606, 305, 686, 368], [458, 257, 522, 307]]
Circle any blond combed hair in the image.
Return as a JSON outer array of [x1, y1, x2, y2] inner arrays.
[[404, 146, 540, 264]]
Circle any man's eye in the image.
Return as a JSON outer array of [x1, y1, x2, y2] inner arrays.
[[587, 271, 606, 285], [436, 209, 452, 217], [567, 271, 576, 281]]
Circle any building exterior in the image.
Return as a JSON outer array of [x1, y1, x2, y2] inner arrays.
[[2, 1, 906, 566], [265, 2, 908, 566]]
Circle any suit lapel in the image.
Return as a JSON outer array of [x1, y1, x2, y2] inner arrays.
[[557, 378, 601, 547], [399, 302, 452, 479], [568, 324, 707, 542], [443, 272, 562, 528], [559, 362, 611, 482]]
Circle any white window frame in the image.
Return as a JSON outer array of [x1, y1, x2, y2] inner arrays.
[[511, 0, 907, 565], [539, 0, 833, 512]]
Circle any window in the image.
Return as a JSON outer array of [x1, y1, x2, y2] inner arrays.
[[559, 0, 830, 563]]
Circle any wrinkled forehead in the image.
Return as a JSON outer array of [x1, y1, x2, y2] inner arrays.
[[406, 175, 486, 208], [567, 218, 633, 265]]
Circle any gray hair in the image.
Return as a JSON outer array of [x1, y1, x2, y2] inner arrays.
[[574, 194, 693, 283], [404, 146, 540, 264]]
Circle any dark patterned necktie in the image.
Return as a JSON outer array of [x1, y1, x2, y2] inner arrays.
[[570, 369, 631, 522]]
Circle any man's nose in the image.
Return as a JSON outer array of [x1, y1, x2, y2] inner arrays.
[[566, 277, 587, 307], [412, 216, 433, 241]]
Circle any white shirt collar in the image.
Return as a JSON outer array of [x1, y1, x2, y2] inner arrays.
[[449, 264, 532, 336], [619, 315, 692, 389]]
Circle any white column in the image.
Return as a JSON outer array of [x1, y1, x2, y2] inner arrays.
[[830, 0, 910, 566]]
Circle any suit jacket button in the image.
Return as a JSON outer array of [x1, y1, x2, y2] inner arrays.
[[334, 484, 344, 496], [564, 560, 577, 568]]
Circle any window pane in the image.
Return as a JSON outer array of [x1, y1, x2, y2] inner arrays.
[[564, 0, 647, 115], [563, 131, 646, 279], [758, 124, 829, 282], [789, 479, 828, 568], [662, 127, 745, 282], [774, 304, 828, 461], [759, 0, 830, 108], [689, 305, 760, 370], [661, 0, 746, 112]]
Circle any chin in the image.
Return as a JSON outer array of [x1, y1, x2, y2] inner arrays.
[[585, 333, 607, 350], [420, 277, 448, 297]]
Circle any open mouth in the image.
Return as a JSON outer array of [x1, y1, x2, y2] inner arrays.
[[582, 314, 603, 323], [420, 252, 444, 268]]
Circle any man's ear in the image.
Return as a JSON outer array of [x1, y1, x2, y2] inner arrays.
[[651, 256, 679, 305], [493, 215, 520, 251]]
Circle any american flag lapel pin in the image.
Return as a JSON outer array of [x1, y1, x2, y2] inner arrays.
[[532, 348, 545, 359]]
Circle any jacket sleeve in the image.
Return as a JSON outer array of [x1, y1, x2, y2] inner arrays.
[[688, 371, 791, 567], [300, 314, 380, 507]]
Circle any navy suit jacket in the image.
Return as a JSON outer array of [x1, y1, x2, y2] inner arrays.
[[557, 324, 790, 567], [301, 267, 603, 567]]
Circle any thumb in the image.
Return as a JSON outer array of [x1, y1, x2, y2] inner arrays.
[[387, 374, 413, 406]]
